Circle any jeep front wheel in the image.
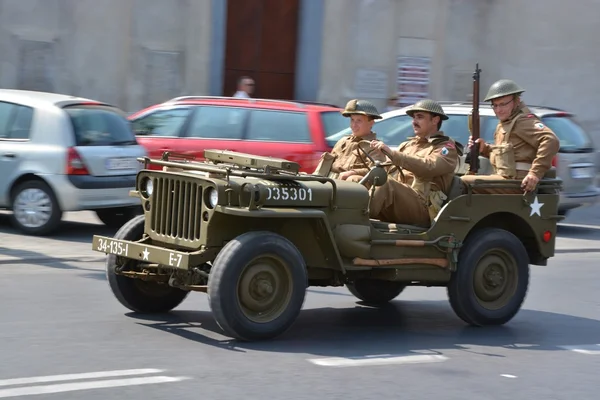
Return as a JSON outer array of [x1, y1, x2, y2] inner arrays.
[[208, 231, 307, 341], [447, 227, 529, 326], [346, 279, 406, 305], [106, 215, 190, 313]]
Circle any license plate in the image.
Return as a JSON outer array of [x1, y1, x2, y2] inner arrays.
[[106, 157, 137, 170], [571, 167, 594, 179], [92, 235, 190, 269]]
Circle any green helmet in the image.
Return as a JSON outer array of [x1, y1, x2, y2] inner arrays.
[[484, 79, 525, 102], [341, 99, 382, 119], [406, 99, 448, 120]]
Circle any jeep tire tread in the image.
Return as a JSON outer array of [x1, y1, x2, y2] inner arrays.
[[106, 215, 190, 313], [447, 227, 530, 326], [208, 231, 308, 341]]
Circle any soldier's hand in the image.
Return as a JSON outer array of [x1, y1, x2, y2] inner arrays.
[[521, 173, 540, 192], [370, 140, 391, 156], [468, 136, 486, 153], [339, 170, 356, 180]]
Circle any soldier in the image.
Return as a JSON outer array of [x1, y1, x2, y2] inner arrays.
[[368, 99, 463, 227], [313, 99, 387, 182], [461, 79, 560, 194]]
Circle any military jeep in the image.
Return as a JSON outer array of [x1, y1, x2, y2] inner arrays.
[[91, 149, 563, 341]]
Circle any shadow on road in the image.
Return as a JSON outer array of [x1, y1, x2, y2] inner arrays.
[[125, 299, 600, 359]]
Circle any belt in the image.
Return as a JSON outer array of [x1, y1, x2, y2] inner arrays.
[[515, 162, 532, 171]]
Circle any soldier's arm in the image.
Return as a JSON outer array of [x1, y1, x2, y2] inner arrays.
[[513, 117, 560, 178], [389, 141, 459, 180]]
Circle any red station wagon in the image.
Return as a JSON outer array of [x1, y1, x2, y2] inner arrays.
[[128, 96, 349, 173]]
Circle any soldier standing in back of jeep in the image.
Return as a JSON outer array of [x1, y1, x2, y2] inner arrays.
[[461, 79, 560, 194], [313, 99, 387, 181], [368, 99, 463, 228]]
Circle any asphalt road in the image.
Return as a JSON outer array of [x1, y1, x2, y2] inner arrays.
[[1, 210, 599, 399]]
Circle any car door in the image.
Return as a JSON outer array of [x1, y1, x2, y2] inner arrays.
[[179, 105, 248, 160], [541, 114, 596, 194], [131, 106, 195, 159], [0, 102, 34, 206], [243, 109, 316, 171]]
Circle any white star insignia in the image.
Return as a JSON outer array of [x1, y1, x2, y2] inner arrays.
[[529, 196, 544, 217], [142, 248, 150, 260]]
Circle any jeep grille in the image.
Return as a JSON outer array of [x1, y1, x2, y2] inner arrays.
[[150, 176, 203, 241]]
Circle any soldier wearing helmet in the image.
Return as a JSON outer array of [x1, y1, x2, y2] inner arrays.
[[313, 99, 387, 182], [461, 79, 560, 194], [369, 99, 463, 227]]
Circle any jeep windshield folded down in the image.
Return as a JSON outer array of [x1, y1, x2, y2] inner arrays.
[[92, 149, 563, 341]]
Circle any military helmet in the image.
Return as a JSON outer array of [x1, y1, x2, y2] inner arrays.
[[341, 99, 382, 119], [406, 99, 448, 120], [484, 79, 525, 102]]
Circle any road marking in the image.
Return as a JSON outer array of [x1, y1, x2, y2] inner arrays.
[[0, 376, 189, 398], [560, 344, 600, 355], [308, 354, 448, 367], [0, 369, 164, 387], [501, 374, 517, 378]]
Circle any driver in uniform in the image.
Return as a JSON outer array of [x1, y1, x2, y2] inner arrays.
[[313, 99, 387, 182], [368, 99, 463, 227]]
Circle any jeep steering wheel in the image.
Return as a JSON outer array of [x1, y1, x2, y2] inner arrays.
[[355, 140, 399, 187]]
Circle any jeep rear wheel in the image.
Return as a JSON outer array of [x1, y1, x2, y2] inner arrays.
[[208, 231, 307, 341], [106, 215, 190, 313], [346, 279, 406, 305], [447, 228, 529, 326]]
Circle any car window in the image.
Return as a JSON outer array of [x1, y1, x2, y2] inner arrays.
[[540, 115, 593, 151], [131, 107, 192, 137], [246, 110, 311, 143], [185, 106, 247, 140], [321, 111, 348, 137], [0, 102, 34, 140], [65, 105, 137, 146]]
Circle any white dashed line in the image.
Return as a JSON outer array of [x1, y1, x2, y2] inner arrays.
[[501, 374, 517, 379], [559, 344, 600, 355], [308, 354, 448, 367], [0, 369, 190, 398]]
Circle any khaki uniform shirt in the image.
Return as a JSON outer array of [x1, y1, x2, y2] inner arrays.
[[481, 104, 560, 179], [388, 132, 461, 195], [330, 132, 386, 175]]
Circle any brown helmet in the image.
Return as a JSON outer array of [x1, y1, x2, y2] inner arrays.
[[341, 99, 382, 119], [406, 99, 449, 120]]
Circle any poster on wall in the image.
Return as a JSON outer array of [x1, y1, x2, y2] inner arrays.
[[396, 56, 431, 107]]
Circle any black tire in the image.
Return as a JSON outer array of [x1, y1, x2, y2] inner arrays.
[[10, 179, 62, 236], [96, 206, 143, 229], [346, 279, 406, 305], [447, 228, 530, 326], [208, 231, 308, 341], [106, 214, 190, 313]]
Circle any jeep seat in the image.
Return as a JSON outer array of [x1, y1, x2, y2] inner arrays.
[[444, 175, 465, 204]]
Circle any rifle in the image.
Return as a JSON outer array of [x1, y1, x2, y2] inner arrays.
[[467, 63, 482, 174]]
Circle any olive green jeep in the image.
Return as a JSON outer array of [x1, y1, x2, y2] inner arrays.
[[91, 149, 563, 341]]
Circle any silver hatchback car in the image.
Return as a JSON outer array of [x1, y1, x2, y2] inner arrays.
[[0, 89, 147, 235], [326, 102, 600, 215]]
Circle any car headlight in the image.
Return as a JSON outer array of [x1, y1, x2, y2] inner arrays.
[[141, 177, 153, 197], [206, 187, 218, 208]]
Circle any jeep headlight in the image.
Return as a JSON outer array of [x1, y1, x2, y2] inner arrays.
[[141, 177, 153, 197], [206, 187, 218, 208]]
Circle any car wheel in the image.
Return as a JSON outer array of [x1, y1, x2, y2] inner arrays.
[[10, 180, 62, 236], [106, 215, 190, 313], [208, 231, 308, 341], [447, 227, 529, 326]]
